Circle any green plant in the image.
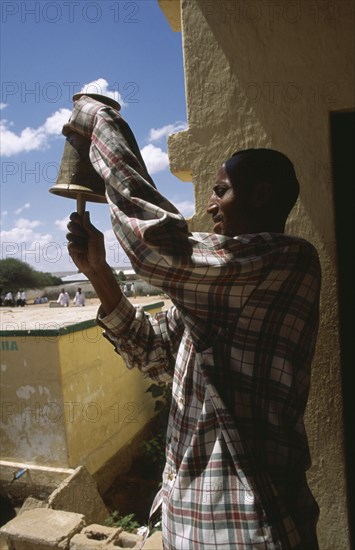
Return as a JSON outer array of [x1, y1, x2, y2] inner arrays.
[[142, 431, 166, 469], [0, 258, 62, 290], [105, 511, 140, 533]]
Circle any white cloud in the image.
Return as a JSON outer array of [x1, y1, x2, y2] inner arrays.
[[174, 200, 195, 217], [0, 103, 7, 110], [55, 216, 70, 232], [42, 108, 71, 134], [80, 78, 127, 109], [140, 120, 187, 174], [0, 119, 47, 156], [0, 218, 70, 271], [1, 218, 42, 238], [1, 218, 52, 252], [140, 144, 169, 174], [0, 78, 124, 158], [148, 122, 187, 143], [15, 202, 31, 215], [0, 107, 71, 157]]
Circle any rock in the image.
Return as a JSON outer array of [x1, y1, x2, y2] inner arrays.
[[0, 508, 85, 549], [47, 466, 108, 525], [17, 497, 48, 515], [142, 530, 163, 549], [70, 524, 142, 549]]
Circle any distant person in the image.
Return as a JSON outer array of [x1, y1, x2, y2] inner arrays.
[[34, 297, 40, 304], [74, 287, 85, 307], [16, 291, 22, 307], [57, 288, 70, 307], [131, 282, 136, 298], [4, 291, 13, 307], [20, 290, 26, 306]]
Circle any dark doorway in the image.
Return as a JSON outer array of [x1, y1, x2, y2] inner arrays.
[[330, 109, 355, 548]]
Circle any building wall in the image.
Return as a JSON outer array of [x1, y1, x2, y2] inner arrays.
[[0, 335, 67, 467], [159, 1, 354, 548], [0, 304, 164, 479]]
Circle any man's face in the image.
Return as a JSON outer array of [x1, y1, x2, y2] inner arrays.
[[206, 164, 249, 237]]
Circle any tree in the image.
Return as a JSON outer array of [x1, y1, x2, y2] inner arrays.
[[0, 259, 62, 291], [116, 270, 126, 282]]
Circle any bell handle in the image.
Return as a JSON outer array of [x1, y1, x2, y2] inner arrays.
[[77, 195, 86, 217]]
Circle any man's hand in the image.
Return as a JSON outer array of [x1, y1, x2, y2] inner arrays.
[[67, 211, 107, 277], [67, 211, 124, 316]]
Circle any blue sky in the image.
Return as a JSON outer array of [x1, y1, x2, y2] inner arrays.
[[0, 1, 194, 272]]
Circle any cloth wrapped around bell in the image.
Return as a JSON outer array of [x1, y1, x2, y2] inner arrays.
[[49, 93, 121, 205]]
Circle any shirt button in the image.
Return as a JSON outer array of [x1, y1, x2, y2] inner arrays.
[[178, 396, 185, 405]]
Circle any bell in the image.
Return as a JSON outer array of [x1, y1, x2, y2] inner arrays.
[[49, 93, 121, 213]]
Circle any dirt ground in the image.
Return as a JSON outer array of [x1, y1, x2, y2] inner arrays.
[[0, 296, 173, 331]]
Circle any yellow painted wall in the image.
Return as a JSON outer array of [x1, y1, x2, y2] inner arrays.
[[0, 335, 67, 467], [58, 324, 157, 474], [1, 303, 163, 477], [159, 1, 353, 548]]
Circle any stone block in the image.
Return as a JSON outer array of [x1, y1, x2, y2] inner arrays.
[[141, 531, 163, 550], [0, 508, 85, 550], [69, 524, 120, 549], [111, 530, 141, 548], [17, 497, 48, 514], [0, 532, 9, 550], [70, 524, 142, 549], [47, 466, 108, 525]]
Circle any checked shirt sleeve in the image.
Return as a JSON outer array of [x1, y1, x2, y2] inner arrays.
[[97, 298, 184, 384], [67, 96, 278, 351]]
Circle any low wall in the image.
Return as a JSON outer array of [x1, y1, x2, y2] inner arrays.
[[0, 302, 164, 479]]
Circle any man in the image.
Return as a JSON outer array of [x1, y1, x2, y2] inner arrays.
[[57, 288, 70, 307], [66, 96, 320, 549], [4, 291, 13, 307], [73, 287, 85, 307]]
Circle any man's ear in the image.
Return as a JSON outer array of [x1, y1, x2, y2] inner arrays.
[[250, 181, 273, 209]]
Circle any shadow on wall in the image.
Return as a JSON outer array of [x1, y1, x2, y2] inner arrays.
[[194, 0, 353, 252]]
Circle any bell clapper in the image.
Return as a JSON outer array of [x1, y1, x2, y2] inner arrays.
[[77, 194, 86, 217]]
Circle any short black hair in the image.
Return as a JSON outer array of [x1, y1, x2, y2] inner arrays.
[[225, 148, 300, 217]]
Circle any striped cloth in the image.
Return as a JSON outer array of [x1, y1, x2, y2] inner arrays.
[[68, 97, 321, 549]]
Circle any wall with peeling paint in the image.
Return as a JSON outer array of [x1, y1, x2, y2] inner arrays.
[[0, 303, 163, 476]]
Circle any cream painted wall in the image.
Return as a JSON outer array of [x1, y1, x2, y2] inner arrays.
[[159, 1, 353, 548]]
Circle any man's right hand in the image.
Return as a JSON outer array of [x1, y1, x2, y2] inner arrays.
[[67, 211, 107, 278]]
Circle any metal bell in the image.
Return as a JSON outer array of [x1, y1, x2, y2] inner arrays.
[[49, 93, 121, 210]]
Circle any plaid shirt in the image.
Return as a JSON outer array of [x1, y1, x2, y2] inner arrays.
[[68, 98, 321, 549]]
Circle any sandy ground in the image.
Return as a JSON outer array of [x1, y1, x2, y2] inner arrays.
[[0, 296, 172, 332]]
